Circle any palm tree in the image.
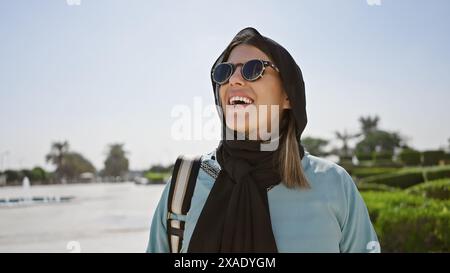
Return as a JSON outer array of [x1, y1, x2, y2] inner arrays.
[[334, 130, 360, 157], [46, 141, 69, 180], [359, 115, 379, 136]]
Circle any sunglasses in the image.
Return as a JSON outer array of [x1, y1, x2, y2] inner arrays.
[[212, 59, 279, 85]]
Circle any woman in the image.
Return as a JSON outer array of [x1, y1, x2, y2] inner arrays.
[[147, 27, 380, 253]]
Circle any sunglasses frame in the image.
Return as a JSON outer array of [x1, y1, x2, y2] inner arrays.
[[212, 59, 279, 85]]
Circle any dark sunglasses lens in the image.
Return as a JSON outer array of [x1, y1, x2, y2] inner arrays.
[[242, 60, 263, 81], [213, 63, 233, 84]]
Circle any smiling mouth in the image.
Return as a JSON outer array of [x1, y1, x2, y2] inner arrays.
[[228, 96, 254, 106]]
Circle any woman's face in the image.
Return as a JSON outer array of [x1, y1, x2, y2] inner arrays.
[[219, 44, 291, 139]]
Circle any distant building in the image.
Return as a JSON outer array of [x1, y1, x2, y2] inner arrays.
[[79, 172, 95, 183]]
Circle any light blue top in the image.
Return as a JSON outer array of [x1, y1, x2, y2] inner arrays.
[[146, 150, 380, 253]]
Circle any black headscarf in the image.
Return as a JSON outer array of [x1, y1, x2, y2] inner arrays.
[[188, 27, 308, 253]]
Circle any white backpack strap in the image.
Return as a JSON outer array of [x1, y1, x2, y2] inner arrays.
[[167, 155, 201, 253]]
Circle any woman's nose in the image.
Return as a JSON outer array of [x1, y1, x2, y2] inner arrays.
[[228, 65, 245, 86]]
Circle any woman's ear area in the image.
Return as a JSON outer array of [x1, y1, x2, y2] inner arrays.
[[282, 94, 291, 109]]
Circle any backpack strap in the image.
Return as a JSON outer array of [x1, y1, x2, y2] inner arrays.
[[166, 155, 201, 253]]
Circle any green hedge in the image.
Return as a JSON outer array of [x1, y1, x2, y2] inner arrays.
[[144, 172, 170, 183], [359, 171, 425, 189], [360, 166, 450, 189], [371, 160, 401, 167], [357, 182, 399, 192], [373, 151, 393, 162], [399, 150, 422, 166], [376, 205, 449, 252], [362, 191, 450, 252], [426, 168, 450, 181], [362, 191, 427, 221], [356, 153, 372, 161], [406, 179, 450, 200], [352, 167, 399, 179], [446, 153, 450, 160], [356, 152, 394, 162], [423, 150, 446, 166]]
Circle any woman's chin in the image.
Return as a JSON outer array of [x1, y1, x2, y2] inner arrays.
[[225, 125, 247, 134], [225, 124, 260, 140]]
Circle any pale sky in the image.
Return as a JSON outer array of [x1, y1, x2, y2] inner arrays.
[[1, 0, 449, 171]]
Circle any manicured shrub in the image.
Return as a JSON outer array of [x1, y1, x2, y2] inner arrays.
[[352, 167, 399, 179], [422, 150, 446, 166], [398, 149, 422, 166], [406, 179, 450, 200], [360, 166, 450, 189], [145, 171, 170, 184], [371, 160, 403, 167], [360, 171, 425, 189], [426, 167, 450, 181], [356, 182, 399, 192], [361, 191, 425, 221], [373, 151, 393, 162], [445, 153, 450, 161], [356, 153, 372, 161], [376, 204, 450, 252], [361, 191, 450, 252]]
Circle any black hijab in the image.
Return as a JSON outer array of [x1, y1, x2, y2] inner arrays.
[[188, 27, 308, 253]]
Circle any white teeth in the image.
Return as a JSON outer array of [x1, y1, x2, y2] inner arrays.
[[229, 96, 254, 105]]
